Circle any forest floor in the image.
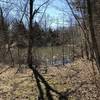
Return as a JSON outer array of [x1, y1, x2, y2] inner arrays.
[[0, 58, 100, 100]]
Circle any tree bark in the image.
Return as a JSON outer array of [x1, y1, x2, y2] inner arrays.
[[86, 0, 100, 73], [27, 0, 33, 67]]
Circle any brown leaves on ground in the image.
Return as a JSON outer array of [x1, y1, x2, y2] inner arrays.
[[0, 59, 100, 100]]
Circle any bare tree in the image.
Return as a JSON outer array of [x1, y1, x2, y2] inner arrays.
[[86, 0, 100, 73]]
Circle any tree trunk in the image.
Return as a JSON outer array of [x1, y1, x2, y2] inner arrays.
[[86, 0, 100, 73], [27, 0, 33, 67]]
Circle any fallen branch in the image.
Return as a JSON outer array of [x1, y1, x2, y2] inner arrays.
[[0, 66, 11, 75]]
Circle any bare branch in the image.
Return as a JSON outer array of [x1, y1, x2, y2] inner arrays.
[[32, 0, 50, 19]]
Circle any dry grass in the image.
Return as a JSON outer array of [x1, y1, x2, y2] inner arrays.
[[0, 59, 100, 100]]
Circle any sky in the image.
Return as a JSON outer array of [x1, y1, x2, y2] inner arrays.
[[0, 0, 73, 28], [47, 0, 68, 17], [30, 0, 72, 28], [44, 0, 72, 28]]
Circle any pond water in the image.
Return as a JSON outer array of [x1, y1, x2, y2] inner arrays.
[[47, 58, 71, 65]]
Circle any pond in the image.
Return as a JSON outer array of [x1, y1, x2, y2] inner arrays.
[[47, 58, 71, 65]]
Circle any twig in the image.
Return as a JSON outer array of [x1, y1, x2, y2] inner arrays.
[[0, 66, 11, 74]]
